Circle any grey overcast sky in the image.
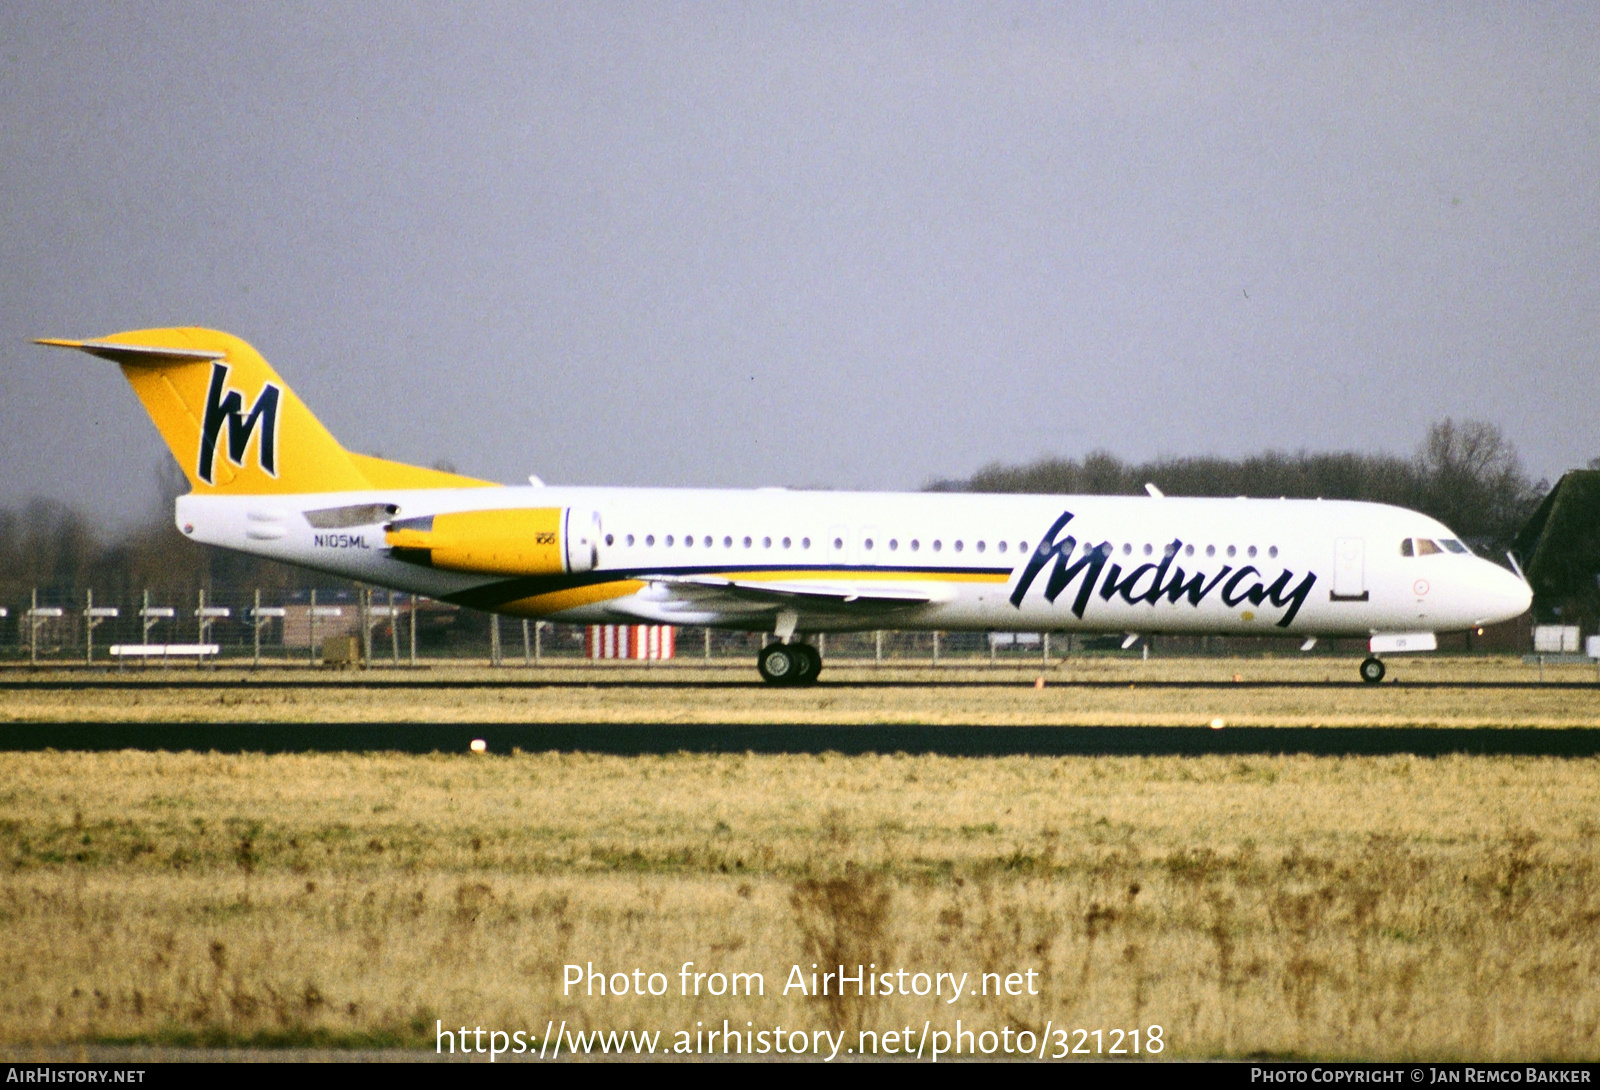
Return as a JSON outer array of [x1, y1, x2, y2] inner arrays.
[[2, 3, 1597, 525]]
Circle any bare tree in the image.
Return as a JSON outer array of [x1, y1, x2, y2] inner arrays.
[[1414, 419, 1542, 549], [933, 419, 1545, 556]]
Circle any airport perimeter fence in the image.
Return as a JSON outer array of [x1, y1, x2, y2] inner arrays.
[[0, 584, 1073, 668], [0, 585, 592, 668], [0, 584, 1531, 669]]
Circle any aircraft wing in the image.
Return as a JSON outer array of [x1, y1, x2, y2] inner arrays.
[[604, 573, 935, 626]]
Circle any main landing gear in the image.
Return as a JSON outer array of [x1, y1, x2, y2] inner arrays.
[[1359, 656, 1386, 684], [758, 642, 822, 685]]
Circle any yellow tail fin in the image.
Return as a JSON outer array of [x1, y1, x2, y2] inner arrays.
[[37, 327, 493, 495]]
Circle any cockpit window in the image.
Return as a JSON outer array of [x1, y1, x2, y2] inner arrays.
[[1440, 539, 1469, 554], [1402, 537, 1451, 556]]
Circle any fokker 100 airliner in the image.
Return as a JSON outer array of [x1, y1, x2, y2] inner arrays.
[[38, 328, 1532, 684]]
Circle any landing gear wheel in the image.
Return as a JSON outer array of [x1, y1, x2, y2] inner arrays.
[[758, 644, 798, 684], [792, 642, 822, 684], [1359, 656, 1386, 684]]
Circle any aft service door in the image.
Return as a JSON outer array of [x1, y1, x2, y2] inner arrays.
[[1332, 537, 1368, 601], [564, 509, 600, 573]]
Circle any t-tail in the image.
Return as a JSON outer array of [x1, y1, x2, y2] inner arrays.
[[36, 327, 493, 495]]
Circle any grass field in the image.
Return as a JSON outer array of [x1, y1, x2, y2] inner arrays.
[[2, 655, 1599, 728], [2, 746, 1599, 1059], [2, 658, 1597, 1060]]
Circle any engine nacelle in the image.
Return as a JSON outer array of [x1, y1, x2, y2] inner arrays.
[[385, 507, 600, 575]]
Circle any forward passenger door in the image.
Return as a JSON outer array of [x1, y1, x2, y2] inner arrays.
[[1332, 537, 1368, 601]]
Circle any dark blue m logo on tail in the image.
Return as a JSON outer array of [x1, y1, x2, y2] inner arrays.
[[198, 363, 281, 484]]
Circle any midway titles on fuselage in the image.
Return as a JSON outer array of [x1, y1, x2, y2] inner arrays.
[[1009, 511, 1316, 627]]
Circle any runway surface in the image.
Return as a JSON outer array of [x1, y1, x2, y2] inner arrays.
[[5, 722, 1600, 756], [1, 678, 1595, 690]]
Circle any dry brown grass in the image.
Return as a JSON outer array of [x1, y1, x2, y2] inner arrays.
[[2, 656, 1598, 727], [2, 749, 1599, 1058]]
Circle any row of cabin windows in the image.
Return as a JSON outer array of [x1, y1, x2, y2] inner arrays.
[[1152, 540, 1273, 557], [605, 533, 1033, 554], [1401, 537, 1469, 556], [597, 533, 1281, 562]]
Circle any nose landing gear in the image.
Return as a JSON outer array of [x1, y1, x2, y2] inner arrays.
[[1359, 656, 1386, 684], [757, 641, 822, 685]]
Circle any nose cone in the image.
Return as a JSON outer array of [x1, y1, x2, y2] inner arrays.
[[1475, 561, 1532, 625]]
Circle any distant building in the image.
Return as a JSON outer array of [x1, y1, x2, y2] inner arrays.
[[1514, 470, 1600, 634]]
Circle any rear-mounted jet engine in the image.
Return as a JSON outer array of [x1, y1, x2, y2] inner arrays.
[[384, 508, 600, 574]]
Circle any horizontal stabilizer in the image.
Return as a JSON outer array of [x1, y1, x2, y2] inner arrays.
[[36, 338, 225, 365]]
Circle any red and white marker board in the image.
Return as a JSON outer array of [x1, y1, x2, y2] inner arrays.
[[585, 624, 676, 660]]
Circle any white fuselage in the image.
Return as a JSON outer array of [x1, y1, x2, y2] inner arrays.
[[176, 486, 1531, 638]]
